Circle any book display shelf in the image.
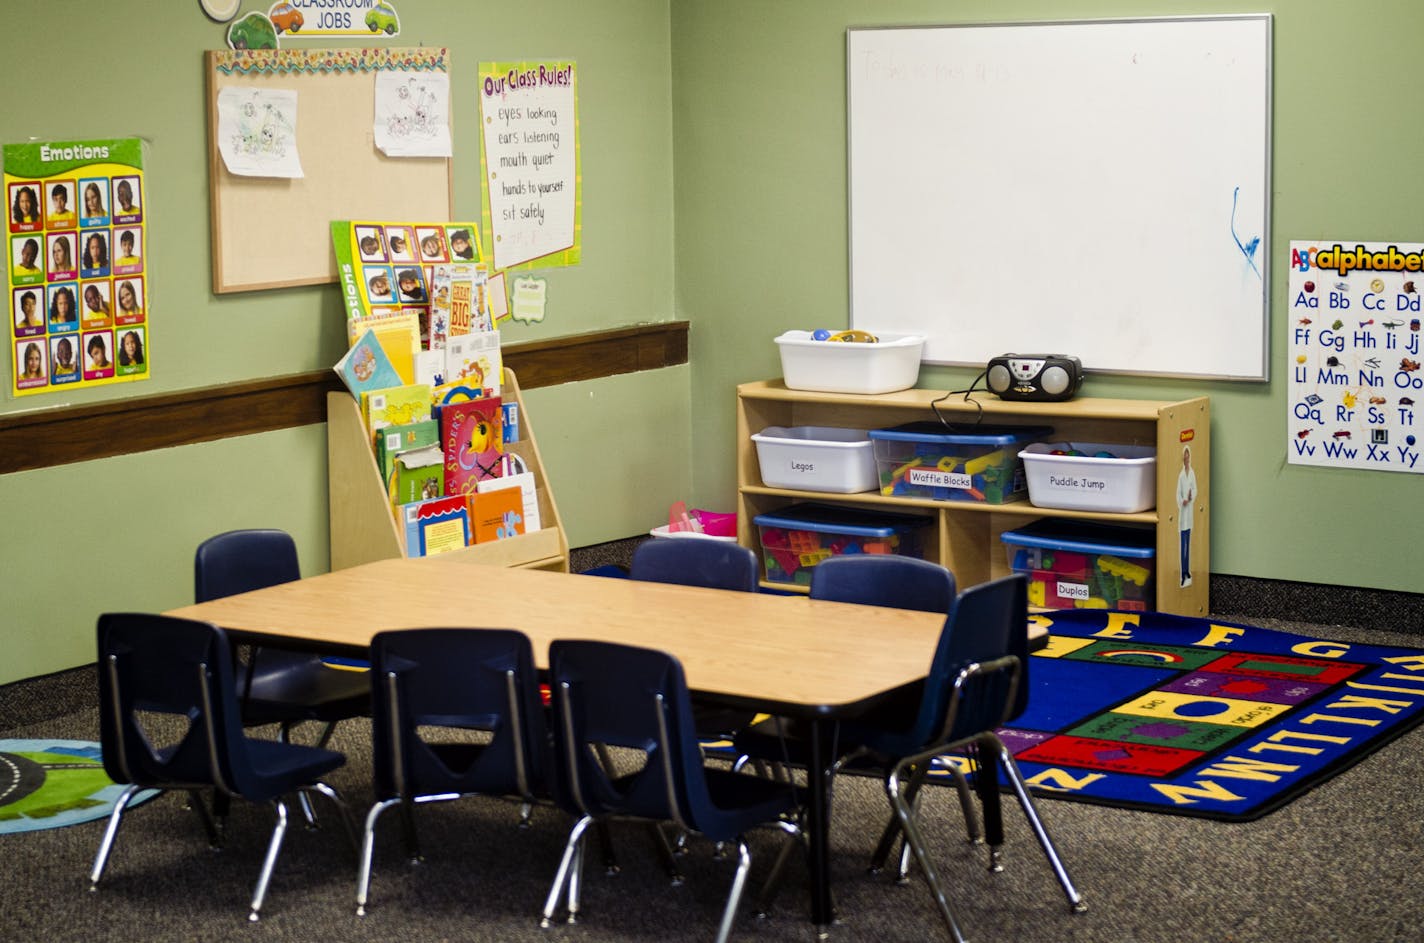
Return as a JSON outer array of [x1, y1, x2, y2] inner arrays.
[[328, 368, 568, 571], [735, 379, 1210, 617]]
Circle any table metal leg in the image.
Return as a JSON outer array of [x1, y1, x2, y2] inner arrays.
[[805, 719, 834, 935]]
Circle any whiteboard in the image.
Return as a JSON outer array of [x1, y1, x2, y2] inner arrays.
[[848, 16, 1272, 379]]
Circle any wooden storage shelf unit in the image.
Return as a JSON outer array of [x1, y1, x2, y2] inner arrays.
[[329, 368, 568, 572], [736, 380, 1209, 616]]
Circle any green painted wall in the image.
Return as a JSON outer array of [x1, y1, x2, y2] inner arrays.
[[0, 1, 685, 685], [674, 1, 1423, 598]]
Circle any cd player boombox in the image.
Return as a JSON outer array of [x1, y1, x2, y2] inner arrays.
[[985, 354, 1084, 402]]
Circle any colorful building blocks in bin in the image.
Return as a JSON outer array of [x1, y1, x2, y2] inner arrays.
[[752, 503, 930, 586], [869, 422, 1052, 504], [1002, 519, 1156, 611]]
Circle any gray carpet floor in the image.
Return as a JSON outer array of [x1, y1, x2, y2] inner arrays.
[[3, 556, 1423, 941]]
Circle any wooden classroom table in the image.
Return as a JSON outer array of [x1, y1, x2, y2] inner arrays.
[[166, 555, 1047, 933]]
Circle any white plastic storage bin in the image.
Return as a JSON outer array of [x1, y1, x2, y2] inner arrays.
[[1019, 442, 1157, 513], [750, 426, 877, 493], [774, 330, 925, 394]]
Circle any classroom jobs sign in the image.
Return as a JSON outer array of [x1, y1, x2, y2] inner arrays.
[[1286, 239, 1424, 473], [478, 61, 581, 272], [6, 138, 151, 398]]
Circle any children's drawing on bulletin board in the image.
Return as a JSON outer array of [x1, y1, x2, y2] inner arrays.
[[216, 87, 304, 178], [1286, 239, 1424, 474], [7, 138, 150, 398], [374, 71, 452, 158], [478, 60, 581, 274]]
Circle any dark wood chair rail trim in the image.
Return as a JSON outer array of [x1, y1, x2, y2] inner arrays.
[[0, 321, 688, 475]]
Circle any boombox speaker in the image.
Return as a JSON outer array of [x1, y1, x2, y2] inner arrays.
[[985, 354, 1083, 402]]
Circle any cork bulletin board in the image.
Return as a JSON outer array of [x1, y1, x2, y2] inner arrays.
[[205, 47, 454, 294]]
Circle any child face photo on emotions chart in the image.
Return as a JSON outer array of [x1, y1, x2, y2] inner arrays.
[[365, 266, 394, 302], [113, 177, 140, 215], [387, 227, 415, 262], [417, 228, 446, 261], [357, 227, 386, 262], [81, 179, 108, 220], [49, 182, 71, 216], [14, 236, 41, 272]]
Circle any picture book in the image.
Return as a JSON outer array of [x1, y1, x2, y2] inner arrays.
[[399, 494, 470, 557], [476, 466, 541, 533], [346, 307, 418, 347], [413, 348, 445, 388], [438, 394, 504, 496], [374, 419, 439, 482], [386, 444, 444, 507], [363, 383, 433, 442], [334, 328, 403, 400], [467, 485, 525, 543], [445, 329, 501, 397], [502, 401, 519, 444], [367, 314, 420, 385], [434, 262, 493, 336]]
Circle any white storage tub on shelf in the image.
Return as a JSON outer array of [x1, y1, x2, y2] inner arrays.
[[750, 426, 877, 493], [774, 330, 926, 394], [1019, 442, 1157, 513]]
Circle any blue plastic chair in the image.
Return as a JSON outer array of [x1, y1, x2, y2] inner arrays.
[[808, 554, 955, 612], [630, 539, 761, 740], [91, 613, 353, 921], [629, 538, 759, 592], [356, 628, 547, 915], [849, 576, 1083, 941], [541, 639, 801, 943], [195, 529, 369, 741], [734, 555, 966, 885]]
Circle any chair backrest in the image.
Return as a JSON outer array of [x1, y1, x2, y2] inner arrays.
[[369, 628, 545, 803], [910, 575, 1030, 749], [809, 555, 956, 613], [629, 539, 759, 593], [194, 528, 301, 603], [547, 639, 715, 833], [96, 612, 249, 795]]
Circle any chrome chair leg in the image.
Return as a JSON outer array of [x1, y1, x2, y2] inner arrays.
[[276, 722, 322, 828], [542, 814, 593, 927], [303, 781, 357, 853], [886, 762, 968, 943], [249, 798, 291, 921], [89, 784, 143, 889], [752, 818, 804, 917], [356, 797, 402, 916], [567, 822, 588, 923], [714, 838, 753, 943], [994, 737, 1086, 913]]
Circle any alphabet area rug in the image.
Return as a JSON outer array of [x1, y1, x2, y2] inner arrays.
[[0, 740, 155, 835], [936, 610, 1424, 822]]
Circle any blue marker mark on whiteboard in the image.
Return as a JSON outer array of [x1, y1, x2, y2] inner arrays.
[[1231, 186, 1261, 278]]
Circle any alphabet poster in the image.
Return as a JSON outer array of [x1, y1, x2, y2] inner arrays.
[[1286, 239, 1424, 473], [478, 60, 581, 271], [6, 138, 151, 397]]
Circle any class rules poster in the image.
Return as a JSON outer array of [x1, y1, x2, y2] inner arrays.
[[6, 137, 150, 397]]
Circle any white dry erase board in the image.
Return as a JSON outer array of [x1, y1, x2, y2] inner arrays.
[[848, 16, 1272, 380]]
